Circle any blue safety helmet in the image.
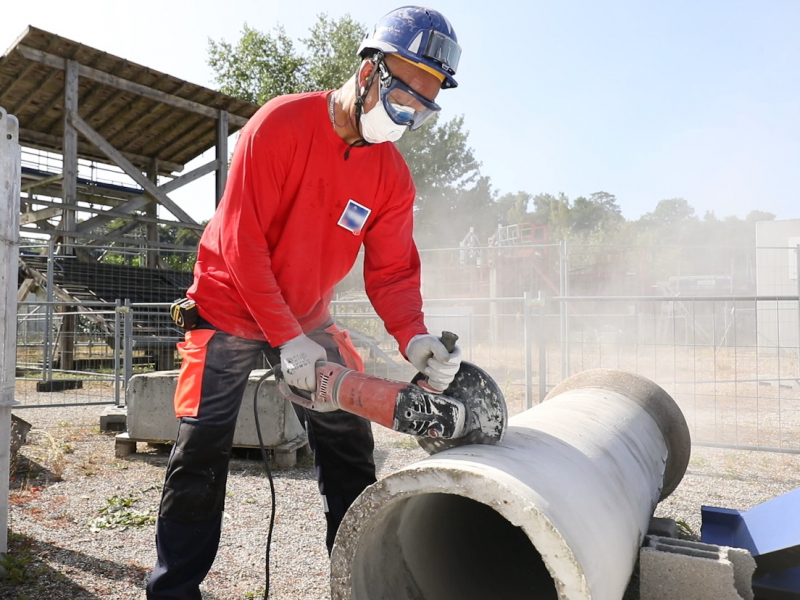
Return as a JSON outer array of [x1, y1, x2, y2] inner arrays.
[[358, 6, 461, 89]]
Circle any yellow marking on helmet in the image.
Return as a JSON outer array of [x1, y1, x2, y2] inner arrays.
[[394, 54, 446, 82]]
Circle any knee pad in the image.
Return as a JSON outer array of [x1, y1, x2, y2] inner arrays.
[[160, 421, 236, 523]]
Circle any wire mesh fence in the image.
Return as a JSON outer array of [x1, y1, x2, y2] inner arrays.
[[15, 301, 121, 408], [14, 239, 192, 410], [11, 239, 800, 453], [553, 295, 800, 452]]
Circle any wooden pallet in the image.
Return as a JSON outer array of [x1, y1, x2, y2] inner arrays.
[[114, 432, 310, 469]]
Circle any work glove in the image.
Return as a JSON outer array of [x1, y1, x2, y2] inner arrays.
[[280, 334, 327, 392], [405, 334, 462, 392]]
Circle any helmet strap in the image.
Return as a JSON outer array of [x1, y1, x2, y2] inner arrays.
[[354, 52, 385, 141]]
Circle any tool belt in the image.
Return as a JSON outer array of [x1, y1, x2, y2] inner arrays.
[[170, 297, 199, 330]]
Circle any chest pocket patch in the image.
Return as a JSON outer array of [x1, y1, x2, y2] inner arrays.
[[337, 199, 372, 235]]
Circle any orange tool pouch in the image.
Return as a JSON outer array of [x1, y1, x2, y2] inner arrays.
[[324, 324, 364, 372], [173, 329, 216, 418]]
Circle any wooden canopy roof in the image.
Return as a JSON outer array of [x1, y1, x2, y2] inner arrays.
[[0, 26, 260, 175]]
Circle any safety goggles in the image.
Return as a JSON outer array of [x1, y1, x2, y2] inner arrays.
[[376, 61, 441, 130], [423, 30, 461, 75]]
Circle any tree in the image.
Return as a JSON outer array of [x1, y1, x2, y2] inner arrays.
[[395, 115, 487, 246], [495, 191, 533, 227], [641, 198, 696, 228], [208, 24, 305, 103], [302, 14, 366, 91], [207, 15, 493, 248], [568, 192, 624, 237]]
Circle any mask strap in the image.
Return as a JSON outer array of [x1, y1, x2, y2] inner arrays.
[[354, 53, 384, 138]]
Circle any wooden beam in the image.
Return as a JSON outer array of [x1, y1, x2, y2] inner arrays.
[[136, 87, 210, 157], [48, 58, 149, 132], [17, 44, 249, 127], [74, 159, 216, 233], [83, 59, 133, 122], [21, 172, 63, 191], [20, 206, 62, 225], [91, 76, 194, 141], [62, 59, 79, 244], [67, 111, 199, 226], [156, 118, 217, 163], [71, 56, 130, 124], [106, 77, 180, 146], [20, 197, 206, 231], [0, 62, 36, 104], [216, 109, 228, 208], [147, 111, 207, 158], [20, 227, 199, 251], [17, 259, 110, 327], [17, 278, 37, 303], [30, 79, 67, 135], [8, 67, 61, 115], [34, 43, 89, 135], [19, 127, 184, 174], [146, 159, 159, 268]]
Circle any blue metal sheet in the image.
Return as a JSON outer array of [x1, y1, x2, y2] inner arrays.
[[753, 566, 800, 599], [702, 486, 800, 576]]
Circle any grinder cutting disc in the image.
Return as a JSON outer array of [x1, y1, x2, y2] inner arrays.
[[412, 361, 508, 455]]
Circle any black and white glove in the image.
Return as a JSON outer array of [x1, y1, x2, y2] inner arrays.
[[280, 334, 327, 392], [406, 333, 462, 392]]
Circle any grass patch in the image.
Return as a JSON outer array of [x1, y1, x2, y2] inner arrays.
[[0, 534, 44, 587], [88, 494, 155, 532], [676, 519, 697, 540]]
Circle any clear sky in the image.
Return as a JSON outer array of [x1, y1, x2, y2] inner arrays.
[[2, 0, 798, 225]]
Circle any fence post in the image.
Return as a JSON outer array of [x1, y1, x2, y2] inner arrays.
[[560, 240, 570, 380], [0, 107, 21, 557], [523, 292, 532, 409], [43, 238, 55, 382], [114, 299, 122, 407], [796, 245, 800, 377], [564, 240, 570, 378], [539, 293, 547, 403], [123, 299, 133, 404]]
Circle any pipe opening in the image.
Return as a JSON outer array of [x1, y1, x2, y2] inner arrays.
[[349, 493, 558, 600]]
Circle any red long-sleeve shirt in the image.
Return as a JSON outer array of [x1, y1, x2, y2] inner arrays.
[[187, 91, 427, 352]]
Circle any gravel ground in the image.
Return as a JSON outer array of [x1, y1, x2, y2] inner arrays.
[[4, 403, 800, 600]]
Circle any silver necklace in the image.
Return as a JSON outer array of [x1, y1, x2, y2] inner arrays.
[[328, 92, 336, 125]]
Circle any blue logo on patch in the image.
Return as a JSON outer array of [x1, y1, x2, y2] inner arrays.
[[337, 200, 372, 235]]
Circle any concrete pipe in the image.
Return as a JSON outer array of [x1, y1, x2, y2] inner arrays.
[[330, 369, 691, 600]]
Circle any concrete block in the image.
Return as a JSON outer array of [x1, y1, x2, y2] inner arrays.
[[640, 535, 755, 600], [10, 414, 32, 454], [114, 433, 137, 458], [126, 370, 305, 449], [648, 516, 678, 538], [100, 406, 127, 432]]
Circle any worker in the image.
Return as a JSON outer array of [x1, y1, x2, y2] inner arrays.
[[146, 6, 463, 599]]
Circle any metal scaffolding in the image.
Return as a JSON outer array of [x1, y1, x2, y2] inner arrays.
[[0, 26, 260, 254]]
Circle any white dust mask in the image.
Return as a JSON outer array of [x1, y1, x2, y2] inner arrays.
[[359, 100, 412, 144]]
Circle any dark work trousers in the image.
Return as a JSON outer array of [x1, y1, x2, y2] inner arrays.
[[146, 320, 377, 600]]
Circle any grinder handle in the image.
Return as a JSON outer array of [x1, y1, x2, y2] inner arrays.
[[440, 331, 459, 353], [416, 331, 460, 394]]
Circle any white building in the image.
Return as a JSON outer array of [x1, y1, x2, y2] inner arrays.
[[755, 219, 800, 354]]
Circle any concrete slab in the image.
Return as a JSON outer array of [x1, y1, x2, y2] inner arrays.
[[640, 535, 755, 600], [126, 369, 306, 450], [99, 406, 127, 432]]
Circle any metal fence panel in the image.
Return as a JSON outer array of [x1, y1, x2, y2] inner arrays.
[[11, 238, 800, 454], [554, 295, 800, 452]]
